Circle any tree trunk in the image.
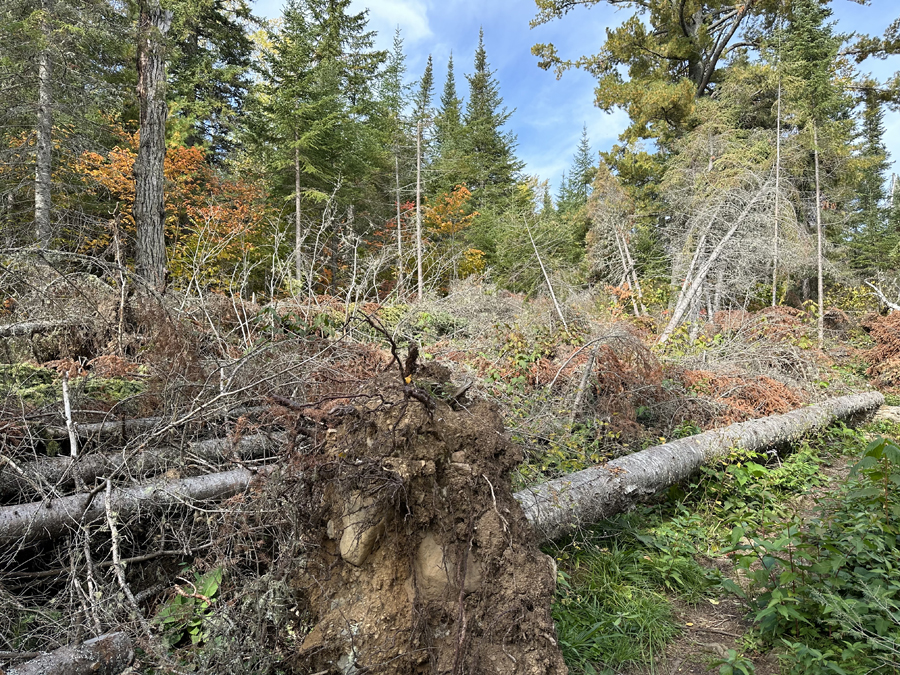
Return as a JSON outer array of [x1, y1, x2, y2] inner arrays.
[[0, 465, 273, 546], [0, 319, 80, 337], [516, 392, 884, 544], [34, 0, 53, 249], [8, 632, 133, 675], [294, 130, 302, 282], [395, 154, 403, 295], [813, 122, 825, 349], [0, 432, 282, 499], [415, 120, 424, 301], [134, 0, 171, 293], [772, 78, 782, 306]]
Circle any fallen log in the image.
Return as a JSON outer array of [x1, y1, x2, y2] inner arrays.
[[38, 405, 269, 441], [7, 632, 133, 675], [0, 465, 273, 546], [515, 392, 884, 544], [0, 432, 284, 498], [0, 320, 82, 338]]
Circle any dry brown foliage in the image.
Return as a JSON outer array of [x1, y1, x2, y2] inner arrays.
[[679, 369, 807, 423], [864, 312, 900, 387]]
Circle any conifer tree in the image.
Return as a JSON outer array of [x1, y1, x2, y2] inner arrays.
[[412, 54, 434, 123], [557, 125, 594, 212], [460, 28, 522, 211]]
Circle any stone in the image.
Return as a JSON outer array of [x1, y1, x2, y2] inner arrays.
[[339, 492, 386, 567]]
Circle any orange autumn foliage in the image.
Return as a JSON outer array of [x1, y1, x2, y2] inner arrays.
[[76, 127, 267, 287], [424, 185, 477, 236]]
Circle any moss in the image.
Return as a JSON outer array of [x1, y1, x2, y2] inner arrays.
[[0, 363, 58, 406], [0, 363, 144, 407], [82, 376, 145, 402]]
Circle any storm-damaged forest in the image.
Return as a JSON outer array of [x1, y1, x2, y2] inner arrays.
[[2, 0, 900, 673]]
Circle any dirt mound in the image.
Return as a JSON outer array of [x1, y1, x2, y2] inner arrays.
[[286, 361, 567, 674], [864, 312, 900, 388]]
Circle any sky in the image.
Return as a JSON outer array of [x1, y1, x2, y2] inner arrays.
[[252, 0, 900, 194]]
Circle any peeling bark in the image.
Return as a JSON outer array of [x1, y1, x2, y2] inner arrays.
[[0, 432, 283, 498], [516, 392, 884, 544], [8, 632, 133, 675], [0, 465, 273, 546]]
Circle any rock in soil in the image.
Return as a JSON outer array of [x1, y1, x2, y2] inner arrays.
[[287, 366, 567, 674]]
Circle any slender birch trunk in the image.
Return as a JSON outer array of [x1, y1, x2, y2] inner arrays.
[[34, 0, 53, 248], [294, 131, 302, 282], [415, 121, 424, 301], [772, 78, 782, 306], [813, 122, 824, 349], [395, 154, 403, 295], [134, 0, 171, 293]]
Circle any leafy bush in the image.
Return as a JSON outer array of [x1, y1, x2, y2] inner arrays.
[[724, 435, 900, 673]]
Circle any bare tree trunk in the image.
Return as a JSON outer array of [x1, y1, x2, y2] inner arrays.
[[0, 432, 282, 499], [516, 392, 884, 544], [395, 154, 403, 295], [415, 120, 424, 301], [9, 632, 133, 675], [34, 0, 52, 249], [772, 78, 782, 306], [813, 122, 825, 349], [134, 0, 171, 293], [0, 465, 273, 546], [294, 130, 302, 282]]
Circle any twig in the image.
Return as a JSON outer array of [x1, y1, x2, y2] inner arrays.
[[523, 218, 569, 335], [105, 479, 153, 637]]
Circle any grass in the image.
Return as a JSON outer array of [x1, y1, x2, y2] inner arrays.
[[549, 421, 888, 675]]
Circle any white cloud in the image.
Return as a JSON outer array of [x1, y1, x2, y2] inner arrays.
[[349, 0, 433, 44]]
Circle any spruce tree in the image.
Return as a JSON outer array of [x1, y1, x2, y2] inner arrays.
[[557, 125, 594, 212], [460, 28, 522, 211], [412, 54, 434, 123]]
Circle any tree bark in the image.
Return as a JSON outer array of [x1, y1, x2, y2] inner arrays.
[[34, 0, 53, 249], [0, 465, 273, 546], [416, 120, 424, 301], [8, 632, 133, 675], [516, 392, 884, 544], [813, 122, 825, 349], [134, 0, 171, 293], [0, 320, 80, 337], [294, 129, 302, 282], [0, 432, 282, 498]]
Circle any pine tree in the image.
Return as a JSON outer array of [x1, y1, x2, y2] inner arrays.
[[167, 0, 256, 158], [412, 54, 434, 123], [557, 125, 595, 212], [783, 0, 842, 346], [460, 28, 522, 211]]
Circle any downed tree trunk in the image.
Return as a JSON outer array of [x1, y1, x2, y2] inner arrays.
[[38, 405, 269, 441], [8, 632, 133, 675], [516, 392, 884, 544], [0, 320, 82, 338], [0, 465, 273, 546], [0, 432, 283, 498]]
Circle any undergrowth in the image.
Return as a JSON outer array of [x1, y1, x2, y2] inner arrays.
[[550, 422, 892, 675]]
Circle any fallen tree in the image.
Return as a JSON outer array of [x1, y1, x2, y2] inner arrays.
[[0, 432, 283, 498], [516, 392, 884, 544], [0, 465, 274, 546], [7, 632, 132, 675], [38, 405, 269, 442], [0, 320, 82, 338]]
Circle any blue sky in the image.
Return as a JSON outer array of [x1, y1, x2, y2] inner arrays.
[[252, 0, 900, 193]]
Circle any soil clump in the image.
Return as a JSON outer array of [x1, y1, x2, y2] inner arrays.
[[287, 359, 567, 674]]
